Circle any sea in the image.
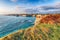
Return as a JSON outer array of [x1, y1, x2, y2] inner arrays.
[[0, 16, 35, 38]]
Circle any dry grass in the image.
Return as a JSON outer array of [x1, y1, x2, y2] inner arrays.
[[0, 23, 60, 40]]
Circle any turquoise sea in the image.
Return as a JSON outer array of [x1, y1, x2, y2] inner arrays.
[[0, 16, 35, 38]]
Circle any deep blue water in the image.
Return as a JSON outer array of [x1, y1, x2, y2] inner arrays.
[[0, 16, 35, 38]]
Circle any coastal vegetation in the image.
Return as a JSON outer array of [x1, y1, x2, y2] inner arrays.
[[1, 23, 60, 40], [0, 14, 60, 40]]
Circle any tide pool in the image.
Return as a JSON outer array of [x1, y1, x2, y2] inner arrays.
[[0, 16, 35, 38]]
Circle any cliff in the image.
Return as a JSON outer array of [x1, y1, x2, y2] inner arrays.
[[0, 14, 60, 40], [35, 14, 60, 25]]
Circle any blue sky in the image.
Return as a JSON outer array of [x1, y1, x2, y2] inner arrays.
[[0, 0, 60, 14]]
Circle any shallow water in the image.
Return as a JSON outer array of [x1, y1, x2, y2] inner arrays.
[[0, 16, 35, 38]]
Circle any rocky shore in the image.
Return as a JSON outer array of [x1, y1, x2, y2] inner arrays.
[[0, 14, 60, 40]]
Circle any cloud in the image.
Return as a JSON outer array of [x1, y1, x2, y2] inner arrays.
[[10, 0, 17, 2], [1, 0, 60, 14], [23, 2, 60, 14], [12, 3, 60, 14], [8, 0, 60, 14], [54, 2, 60, 8]]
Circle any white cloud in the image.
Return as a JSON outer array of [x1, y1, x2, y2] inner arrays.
[[10, 0, 17, 2], [0, 1, 60, 14]]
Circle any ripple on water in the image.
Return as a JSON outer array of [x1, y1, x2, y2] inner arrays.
[[0, 16, 36, 38]]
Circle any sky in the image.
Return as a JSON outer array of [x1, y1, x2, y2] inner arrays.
[[0, 0, 60, 14]]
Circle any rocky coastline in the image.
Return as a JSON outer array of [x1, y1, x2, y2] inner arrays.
[[0, 14, 60, 40]]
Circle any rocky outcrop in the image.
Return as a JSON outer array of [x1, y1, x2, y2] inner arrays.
[[35, 14, 60, 24], [1, 14, 60, 40]]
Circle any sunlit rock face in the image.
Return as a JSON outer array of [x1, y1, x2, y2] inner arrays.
[[35, 14, 60, 25], [0, 14, 60, 40]]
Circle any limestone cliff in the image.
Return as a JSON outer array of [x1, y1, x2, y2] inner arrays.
[[35, 14, 60, 25], [0, 14, 60, 40]]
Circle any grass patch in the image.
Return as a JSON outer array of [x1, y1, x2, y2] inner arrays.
[[1, 23, 60, 40]]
